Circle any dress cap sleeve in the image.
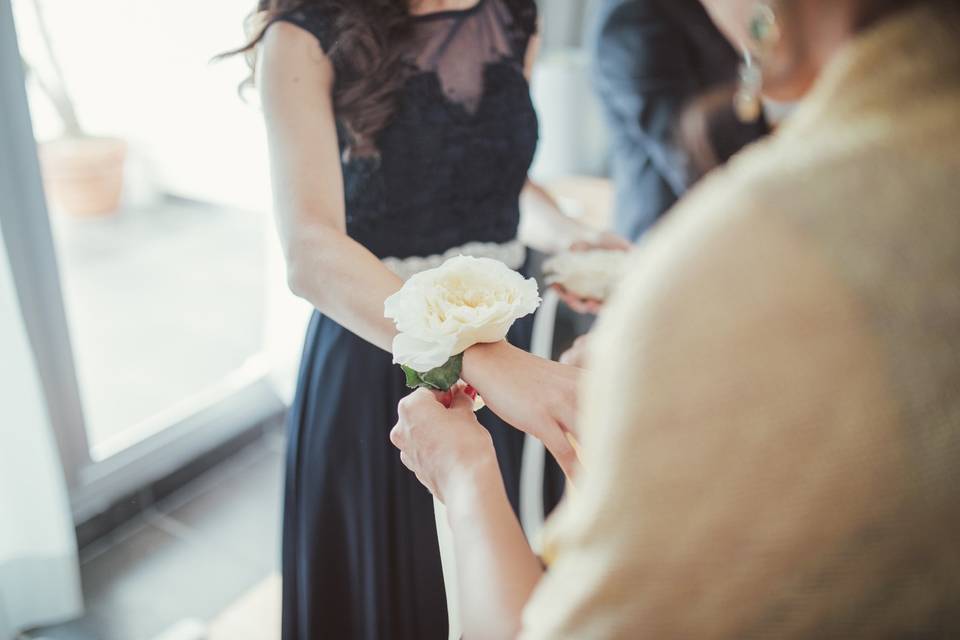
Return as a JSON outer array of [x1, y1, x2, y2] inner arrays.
[[507, 0, 538, 59], [274, 3, 338, 51]]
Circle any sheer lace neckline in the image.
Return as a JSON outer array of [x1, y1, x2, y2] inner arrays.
[[402, 0, 521, 115]]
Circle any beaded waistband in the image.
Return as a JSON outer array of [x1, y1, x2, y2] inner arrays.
[[382, 238, 526, 280]]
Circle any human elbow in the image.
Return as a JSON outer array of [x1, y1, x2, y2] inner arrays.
[[282, 216, 346, 305], [285, 260, 311, 300], [284, 238, 322, 301]]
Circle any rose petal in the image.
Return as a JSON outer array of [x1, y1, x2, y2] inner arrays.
[[392, 332, 458, 372]]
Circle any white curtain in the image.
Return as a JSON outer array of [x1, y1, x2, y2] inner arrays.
[[0, 218, 83, 638]]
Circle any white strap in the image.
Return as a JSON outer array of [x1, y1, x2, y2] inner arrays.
[[434, 499, 461, 640], [520, 287, 559, 553]]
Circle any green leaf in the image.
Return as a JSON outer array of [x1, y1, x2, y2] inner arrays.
[[401, 353, 463, 391], [402, 366, 427, 389]]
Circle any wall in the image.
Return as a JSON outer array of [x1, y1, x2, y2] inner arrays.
[[0, 219, 83, 636]]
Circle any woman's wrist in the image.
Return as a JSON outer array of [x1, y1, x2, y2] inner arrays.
[[462, 340, 514, 387], [573, 220, 604, 245], [444, 450, 503, 523], [554, 215, 595, 252]]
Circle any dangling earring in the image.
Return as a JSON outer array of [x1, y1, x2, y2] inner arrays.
[[734, 2, 781, 122]]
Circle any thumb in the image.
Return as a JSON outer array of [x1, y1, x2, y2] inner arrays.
[[539, 422, 579, 480], [431, 388, 454, 408]]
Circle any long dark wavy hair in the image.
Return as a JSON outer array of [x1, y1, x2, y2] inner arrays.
[[226, 0, 532, 156]]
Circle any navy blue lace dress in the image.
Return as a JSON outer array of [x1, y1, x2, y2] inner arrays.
[[276, 2, 562, 638]]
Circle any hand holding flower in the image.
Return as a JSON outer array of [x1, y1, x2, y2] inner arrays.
[[547, 236, 632, 315], [559, 334, 591, 369], [390, 388, 498, 503]]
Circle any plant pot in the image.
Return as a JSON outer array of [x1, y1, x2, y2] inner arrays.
[[40, 136, 127, 217]]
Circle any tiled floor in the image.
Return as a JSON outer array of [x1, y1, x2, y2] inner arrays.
[[31, 427, 285, 640], [207, 574, 280, 640]]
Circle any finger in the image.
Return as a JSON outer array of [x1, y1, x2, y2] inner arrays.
[[597, 233, 632, 251], [432, 389, 454, 408], [556, 391, 578, 433], [553, 388, 580, 434], [565, 432, 585, 460], [573, 302, 598, 315], [563, 295, 593, 315], [398, 387, 436, 420], [559, 349, 587, 367], [561, 338, 591, 367], [570, 294, 604, 315], [553, 286, 585, 309], [413, 386, 440, 403], [559, 344, 584, 366], [389, 424, 404, 449], [539, 422, 579, 480], [584, 300, 604, 314], [569, 300, 592, 314]]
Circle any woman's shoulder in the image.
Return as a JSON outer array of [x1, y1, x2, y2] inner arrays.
[[487, 0, 537, 63], [498, 0, 537, 35], [272, 3, 340, 51]]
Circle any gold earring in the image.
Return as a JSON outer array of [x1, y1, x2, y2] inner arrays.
[[734, 2, 781, 123]]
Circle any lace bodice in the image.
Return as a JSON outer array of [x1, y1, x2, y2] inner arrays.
[[278, 0, 539, 260]]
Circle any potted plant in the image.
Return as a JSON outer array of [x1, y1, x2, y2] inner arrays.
[[22, 0, 127, 217]]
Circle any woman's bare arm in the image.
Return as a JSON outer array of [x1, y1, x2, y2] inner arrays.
[[259, 22, 402, 351], [518, 33, 627, 255], [447, 454, 544, 640], [261, 23, 582, 470], [391, 390, 545, 640], [520, 180, 595, 254]]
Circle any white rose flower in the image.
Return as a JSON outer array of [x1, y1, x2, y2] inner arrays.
[[384, 255, 541, 374], [543, 249, 629, 302]]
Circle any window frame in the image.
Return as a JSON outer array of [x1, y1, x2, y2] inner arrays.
[[1, 1, 285, 524]]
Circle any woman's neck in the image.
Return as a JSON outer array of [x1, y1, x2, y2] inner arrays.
[[408, 0, 479, 16], [763, 1, 860, 102]]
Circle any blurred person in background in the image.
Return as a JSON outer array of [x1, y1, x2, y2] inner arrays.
[[392, 0, 960, 637], [557, 0, 773, 342], [589, 0, 769, 242], [229, 0, 624, 638]]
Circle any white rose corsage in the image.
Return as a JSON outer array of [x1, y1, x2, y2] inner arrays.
[[542, 249, 629, 302], [384, 255, 541, 394]]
